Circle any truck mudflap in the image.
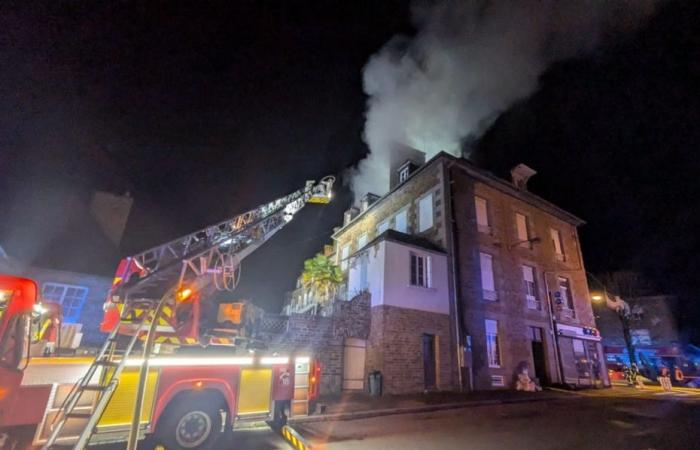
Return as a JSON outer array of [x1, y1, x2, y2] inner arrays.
[[280, 425, 315, 450]]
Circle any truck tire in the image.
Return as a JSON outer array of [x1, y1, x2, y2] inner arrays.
[[156, 392, 225, 450]]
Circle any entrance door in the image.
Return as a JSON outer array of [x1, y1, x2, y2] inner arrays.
[[422, 334, 437, 390], [342, 338, 366, 390], [529, 326, 548, 385]]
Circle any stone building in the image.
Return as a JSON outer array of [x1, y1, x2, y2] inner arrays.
[[333, 152, 608, 393]]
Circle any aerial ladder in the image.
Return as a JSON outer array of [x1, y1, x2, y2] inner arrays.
[[42, 176, 335, 449]]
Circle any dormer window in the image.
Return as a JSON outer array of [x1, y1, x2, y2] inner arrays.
[[399, 166, 410, 183]]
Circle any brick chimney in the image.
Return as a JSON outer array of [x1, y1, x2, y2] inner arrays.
[[360, 193, 380, 212], [90, 191, 133, 247]]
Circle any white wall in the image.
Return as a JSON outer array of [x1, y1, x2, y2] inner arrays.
[[348, 240, 449, 315]]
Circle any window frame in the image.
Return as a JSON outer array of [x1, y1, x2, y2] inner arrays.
[[399, 166, 410, 183], [394, 208, 409, 234], [474, 196, 490, 233], [479, 252, 497, 301], [377, 218, 390, 235], [550, 228, 566, 261], [418, 193, 434, 232], [357, 233, 368, 250], [521, 265, 539, 309], [409, 252, 431, 288], [485, 319, 501, 368], [41, 282, 89, 324], [340, 244, 350, 271], [557, 276, 575, 314], [515, 212, 530, 248]]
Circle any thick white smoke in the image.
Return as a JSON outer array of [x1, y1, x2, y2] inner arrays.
[[351, 0, 658, 198]]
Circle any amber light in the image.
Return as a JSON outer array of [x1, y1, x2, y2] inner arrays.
[[177, 288, 193, 301], [194, 380, 204, 390]]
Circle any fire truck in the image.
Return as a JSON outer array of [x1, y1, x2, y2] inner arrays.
[[0, 176, 334, 450]]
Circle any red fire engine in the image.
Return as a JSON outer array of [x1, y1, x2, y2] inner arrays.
[[0, 176, 333, 450]]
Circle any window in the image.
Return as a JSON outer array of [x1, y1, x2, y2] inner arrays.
[[550, 228, 565, 261], [485, 319, 501, 368], [522, 265, 539, 309], [631, 329, 651, 345], [399, 166, 410, 183], [418, 193, 434, 232], [340, 245, 350, 271], [515, 213, 530, 247], [479, 252, 496, 300], [377, 219, 390, 235], [395, 209, 408, 234], [557, 277, 575, 315], [358, 233, 368, 249], [358, 253, 369, 291], [41, 283, 89, 323], [410, 253, 431, 288], [474, 196, 490, 233], [529, 326, 543, 342]]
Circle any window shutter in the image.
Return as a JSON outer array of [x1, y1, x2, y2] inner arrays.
[[475, 196, 488, 227]]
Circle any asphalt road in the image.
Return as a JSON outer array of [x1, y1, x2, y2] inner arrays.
[[296, 391, 700, 450]]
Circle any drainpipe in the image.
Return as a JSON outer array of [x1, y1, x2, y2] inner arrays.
[[443, 162, 467, 391]]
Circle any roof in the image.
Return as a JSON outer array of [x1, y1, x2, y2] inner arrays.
[[333, 152, 584, 239], [354, 229, 446, 256]]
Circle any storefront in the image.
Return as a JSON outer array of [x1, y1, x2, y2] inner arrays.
[[557, 323, 609, 388]]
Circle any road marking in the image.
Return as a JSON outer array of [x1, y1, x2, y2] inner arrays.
[[281, 425, 315, 450]]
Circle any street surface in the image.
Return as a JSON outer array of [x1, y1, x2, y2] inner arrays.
[[81, 386, 700, 450]]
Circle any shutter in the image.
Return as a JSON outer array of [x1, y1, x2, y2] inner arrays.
[[516, 213, 528, 241], [522, 265, 534, 282], [475, 196, 488, 227]]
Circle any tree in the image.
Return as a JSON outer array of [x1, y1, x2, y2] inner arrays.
[[300, 253, 344, 311]]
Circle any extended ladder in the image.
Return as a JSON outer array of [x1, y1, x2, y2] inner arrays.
[[42, 300, 157, 449]]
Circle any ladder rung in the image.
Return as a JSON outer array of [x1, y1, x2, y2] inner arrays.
[[82, 385, 108, 392], [66, 412, 93, 419]]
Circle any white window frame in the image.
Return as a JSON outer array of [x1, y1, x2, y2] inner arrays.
[[557, 276, 576, 318], [394, 208, 408, 234], [418, 193, 434, 232], [41, 282, 89, 323], [474, 196, 490, 233], [340, 244, 350, 271], [485, 319, 501, 368], [522, 265, 539, 310], [399, 166, 410, 183], [479, 252, 497, 301], [377, 219, 390, 235], [515, 212, 530, 247], [409, 252, 431, 288], [358, 233, 368, 250], [550, 228, 565, 261]]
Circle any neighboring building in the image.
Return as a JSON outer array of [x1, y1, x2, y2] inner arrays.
[[332, 151, 607, 393], [0, 190, 132, 347]]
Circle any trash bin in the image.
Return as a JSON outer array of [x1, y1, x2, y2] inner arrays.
[[368, 370, 382, 396]]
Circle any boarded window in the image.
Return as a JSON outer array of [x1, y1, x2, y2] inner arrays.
[[515, 213, 529, 247], [475, 196, 489, 232], [418, 193, 434, 232]]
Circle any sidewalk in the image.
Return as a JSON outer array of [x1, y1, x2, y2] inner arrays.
[[290, 389, 571, 424]]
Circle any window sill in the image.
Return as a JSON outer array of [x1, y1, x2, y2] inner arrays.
[[408, 285, 436, 292]]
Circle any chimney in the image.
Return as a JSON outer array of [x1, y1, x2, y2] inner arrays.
[[360, 193, 380, 212], [343, 206, 360, 226], [510, 164, 537, 191], [90, 191, 133, 247]]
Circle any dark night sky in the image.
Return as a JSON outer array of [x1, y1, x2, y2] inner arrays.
[[1, 1, 698, 336]]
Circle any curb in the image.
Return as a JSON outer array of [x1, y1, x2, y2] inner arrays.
[[289, 394, 568, 424]]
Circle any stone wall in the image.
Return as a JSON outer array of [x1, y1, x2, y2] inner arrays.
[[366, 304, 454, 394], [271, 292, 370, 394]]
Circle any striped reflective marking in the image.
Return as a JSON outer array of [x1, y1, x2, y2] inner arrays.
[[281, 425, 314, 450]]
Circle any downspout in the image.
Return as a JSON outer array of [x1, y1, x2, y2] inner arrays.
[[443, 162, 467, 391]]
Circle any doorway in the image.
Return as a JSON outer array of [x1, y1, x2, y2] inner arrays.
[[529, 326, 549, 385], [422, 334, 437, 390], [342, 338, 366, 390]]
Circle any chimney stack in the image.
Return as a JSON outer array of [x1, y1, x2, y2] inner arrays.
[[510, 164, 537, 191], [90, 191, 133, 247], [360, 193, 380, 212], [343, 206, 360, 226]]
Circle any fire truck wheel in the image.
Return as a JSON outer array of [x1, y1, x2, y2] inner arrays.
[[157, 393, 225, 450]]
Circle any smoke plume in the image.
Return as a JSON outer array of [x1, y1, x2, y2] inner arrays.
[[351, 0, 658, 198]]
